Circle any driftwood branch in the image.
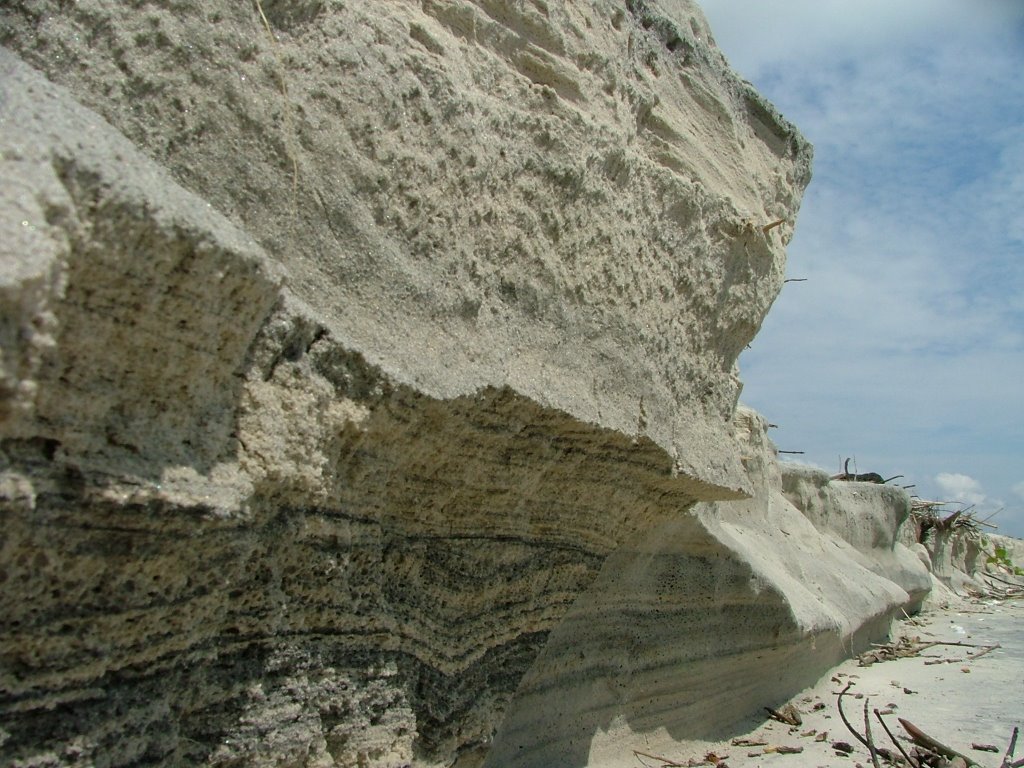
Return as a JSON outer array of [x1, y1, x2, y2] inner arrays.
[[899, 718, 980, 767], [832, 458, 888, 483], [1001, 726, 1019, 768], [918, 640, 994, 651], [968, 643, 1001, 660], [875, 709, 918, 768], [984, 572, 1024, 588], [632, 749, 684, 767], [864, 698, 882, 768], [837, 683, 869, 749]]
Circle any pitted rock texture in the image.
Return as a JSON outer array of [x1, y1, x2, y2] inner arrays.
[[2, 1, 815, 766], [0, 0, 811, 493]]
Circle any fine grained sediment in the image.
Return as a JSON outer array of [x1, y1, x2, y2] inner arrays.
[[485, 407, 929, 767], [781, 464, 932, 610], [0, 1, 840, 765]]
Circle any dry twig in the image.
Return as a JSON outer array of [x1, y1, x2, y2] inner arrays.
[[899, 718, 980, 767], [633, 748, 685, 767], [875, 709, 918, 768], [837, 683, 869, 750], [864, 698, 881, 768]]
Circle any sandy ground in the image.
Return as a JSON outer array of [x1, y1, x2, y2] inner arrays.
[[622, 594, 1024, 768]]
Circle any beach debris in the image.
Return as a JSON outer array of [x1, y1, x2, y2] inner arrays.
[[836, 684, 873, 756], [969, 644, 1001, 660], [745, 745, 804, 757], [836, 683, 910, 767], [859, 637, 1000, 667], [832, 458, 900, 484], [972, 743, 1000, 753], [898, 717, 981, 767], [763, 745, 803, 755], [632, 748, 686, 767], [859, 636, 922, 666], [976, 571, 1024, 600], [1000, 726, 1023, 768], [731, 738, 767, 747], [832, 741, 855, 755], [765, 703, 802, 726], [632, 749, 729, 767]]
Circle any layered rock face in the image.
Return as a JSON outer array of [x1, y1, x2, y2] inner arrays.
[[485, 408, 929, 767], [0, 1, 823, 765]]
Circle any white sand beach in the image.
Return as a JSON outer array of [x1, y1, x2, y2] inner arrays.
[[600, 593, 1023, 768]]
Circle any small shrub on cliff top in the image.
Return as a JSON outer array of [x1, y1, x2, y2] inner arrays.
[[986, 546, 1024, 576]]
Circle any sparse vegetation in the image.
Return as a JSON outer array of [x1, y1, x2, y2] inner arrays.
[[986, 546, 1024, 577]]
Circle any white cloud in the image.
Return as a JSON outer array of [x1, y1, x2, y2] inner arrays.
[[1013, 482, 1024, 503], [778, 456, 828, 473], [935, 473, 987, 506]]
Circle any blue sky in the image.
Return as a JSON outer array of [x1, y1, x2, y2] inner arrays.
[[699, 0, 1024, 537]]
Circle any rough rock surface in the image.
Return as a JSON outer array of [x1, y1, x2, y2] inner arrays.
[[0, 0, 810, 490], [0, 2, 936, 767], [985, 533, 1024, 570], [923, 529, 1023, 593]]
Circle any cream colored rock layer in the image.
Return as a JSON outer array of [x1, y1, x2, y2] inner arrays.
[[1, 1, 816, 765], [487, 408, 929, 767], [0, 47, 693, 765], [0, 0, 811, 494]]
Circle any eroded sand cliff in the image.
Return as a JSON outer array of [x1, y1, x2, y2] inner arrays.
[[0, 2, 947, 766]]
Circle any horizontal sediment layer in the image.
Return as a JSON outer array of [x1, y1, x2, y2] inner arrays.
[[485, 408, 930, 767]]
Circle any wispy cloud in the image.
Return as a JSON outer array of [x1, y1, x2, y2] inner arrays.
[[935, 473, 987, 507], [1013, 482, 1024, 503], [700, 1, 1024, 536]]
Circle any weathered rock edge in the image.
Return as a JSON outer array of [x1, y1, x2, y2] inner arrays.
[[0, 0, 812, 494]]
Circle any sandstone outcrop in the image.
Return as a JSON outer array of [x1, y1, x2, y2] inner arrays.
[[485, 408, 929, 767], [0, 2, 938, 767], [914, 525, 1024, 595], [781, 465, 931, 610], [0, 0, 810, 488]]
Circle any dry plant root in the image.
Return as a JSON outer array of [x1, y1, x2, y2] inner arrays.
[[253, 0, 300, 205]]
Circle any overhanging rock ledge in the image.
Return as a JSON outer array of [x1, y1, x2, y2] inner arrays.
[[0, 2, 934, 766]]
